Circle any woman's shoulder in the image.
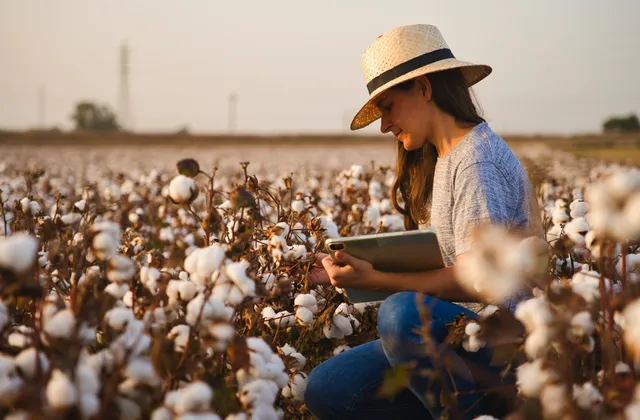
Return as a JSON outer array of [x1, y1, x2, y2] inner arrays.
[[453, 122, 521, 172]]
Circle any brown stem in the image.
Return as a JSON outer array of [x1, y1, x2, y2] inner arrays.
[[0, 190, 8, 236]]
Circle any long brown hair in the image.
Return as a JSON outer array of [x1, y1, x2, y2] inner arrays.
[[390, 68, 485, 230]]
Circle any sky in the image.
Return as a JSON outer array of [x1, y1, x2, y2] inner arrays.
[[1, 0, 639, 135]]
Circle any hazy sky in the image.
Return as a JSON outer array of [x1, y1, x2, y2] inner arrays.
[[1, 0, 639, 135]]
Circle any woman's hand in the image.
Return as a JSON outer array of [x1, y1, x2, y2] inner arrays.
[[308, 252, 331, 285], [321, 251, 379, 290]]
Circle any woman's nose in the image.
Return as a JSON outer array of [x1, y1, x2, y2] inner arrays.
[[380, 115, 392, 134]]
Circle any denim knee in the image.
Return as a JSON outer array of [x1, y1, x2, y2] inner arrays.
[[304, 366, 328, 417], [377, 291, 422, 344]]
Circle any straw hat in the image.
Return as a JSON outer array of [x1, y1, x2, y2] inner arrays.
[[350, 24, 492, 131]]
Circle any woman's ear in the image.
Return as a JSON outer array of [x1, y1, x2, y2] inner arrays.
[[416, 76, 432, 102]]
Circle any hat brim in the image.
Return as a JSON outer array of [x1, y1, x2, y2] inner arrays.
[[350, 59, 492, 131]]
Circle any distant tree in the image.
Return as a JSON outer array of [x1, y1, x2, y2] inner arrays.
[[603, 113, 640, 133], [71, 101, 121, 131]]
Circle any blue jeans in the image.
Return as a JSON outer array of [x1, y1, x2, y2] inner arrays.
[[304, 292, 512, 419]]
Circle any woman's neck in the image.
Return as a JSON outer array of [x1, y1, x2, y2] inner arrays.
[[429, 113, 476, 158]]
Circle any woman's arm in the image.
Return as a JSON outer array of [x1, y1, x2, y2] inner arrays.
[[324, 250, 481, 302], [370, 253, 479, 302]]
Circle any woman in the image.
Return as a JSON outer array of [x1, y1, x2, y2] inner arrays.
[[304, 24, 541, 419]]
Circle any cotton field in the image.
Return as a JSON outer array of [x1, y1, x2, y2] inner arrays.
[[0, 142, 639, 419]]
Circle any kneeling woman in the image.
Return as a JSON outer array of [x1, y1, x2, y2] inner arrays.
[[305, 24, 541, 419]]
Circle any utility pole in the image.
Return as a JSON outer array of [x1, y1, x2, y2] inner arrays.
[[118, 41, 132, 131], [228, 92, 237, 133]]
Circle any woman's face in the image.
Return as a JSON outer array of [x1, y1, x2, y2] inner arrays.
[[376, 78, 435, 151]]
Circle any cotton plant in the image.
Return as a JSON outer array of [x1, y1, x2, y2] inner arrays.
[[293, 293, 318, 326], [3, 150, 640, 419], [151, 381, 222, 419], [235, 338, 289, 419], [456, 225, 548, 307], [322, 304, 361, 340], [583, 169, 640, 241]]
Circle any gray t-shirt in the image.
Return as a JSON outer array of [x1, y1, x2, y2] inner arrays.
[[420, 122, 537, 310]]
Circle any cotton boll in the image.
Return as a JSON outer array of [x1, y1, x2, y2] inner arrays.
[[140, 266, 161, 294], [514, 297, 553, 333], [617, 254, 640, 283], [72, 367, 100, 406], [166, 280, 198, 305], [524, 328, 552, 359], [79, 394, 101, 418], [380, 214, 405, 231], [173, 381, 213, 414], [8, 327, 33, 348], [209, 323, 236, 351], [247, 405, 279, 420], [176, 413, 222, 420], [284, 244, 307, 261], [569, 199, 589, 218], [571, 269, 610, 304], [169, 175, 198, 204], [104, 307, 135, 331], [261, 307, 277, 323], [291, 200, 305, 213], [168, 325, 190, 352], [185, 294, 234, 327], [61, 212, 82, 225], [107, 255, 136, 283], [279, 344, 306, 371], [92, 231, 119, 260], [123, 291, 134, 308], [74, 199, 87, 212], [564, 217, 590, 247], [14, 348, 49, 378], [151, 407, 173, 420], [332, 314, 353, 336], [282, 373, 308, 401], [105, 282, 130, 299], [0, 232, 39, 273], [626, 402, 640, 420], [126, 358, 160, 386], [546, 224, 563, 245], [318, 216, 340, 239], [294, 294, 318, 313], [225, 260, 256, 296], [261, 273, 276, 291], [295, 306, 314, 326], [572, 382, 603, 409], [239, 379, 279, 406], [19, 197, 30, 213], [569, 311, 595, 338], [540, 384, 569, 418], [552, 205, 569, 225], [0, 301, 9, 332], [625, 193, 640, 237], [46, 369, 77, 409], [0, 355, 23, 405], [516, 359, 554, 398], [44, 309, 77, 339], [272, 311, 294, 329], [334, 303, 353, 317]]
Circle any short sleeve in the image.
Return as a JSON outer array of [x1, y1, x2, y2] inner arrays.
[[452, 161, 511, 255]]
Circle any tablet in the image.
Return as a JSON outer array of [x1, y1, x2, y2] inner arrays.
[[324, 228, 445, 303]]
